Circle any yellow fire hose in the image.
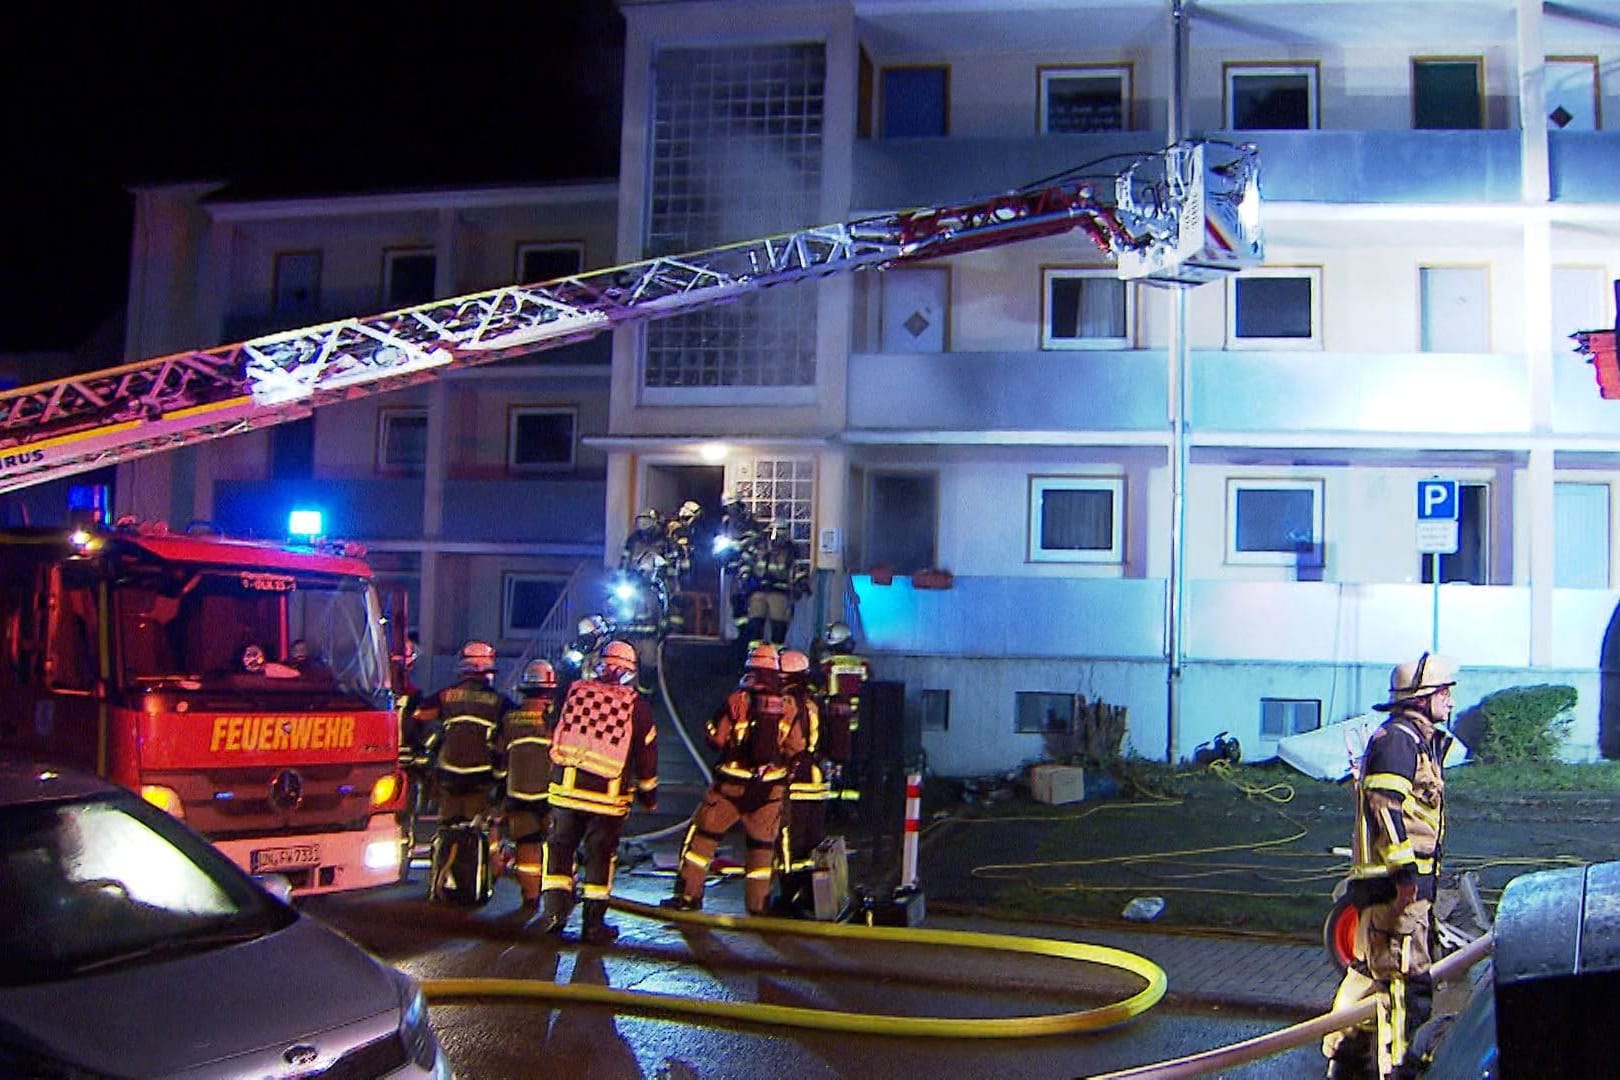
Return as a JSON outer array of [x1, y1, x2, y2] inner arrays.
[[421, 896, 1167, 1038]]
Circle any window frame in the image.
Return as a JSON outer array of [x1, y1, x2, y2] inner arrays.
[[506, 406, 577, 473], [1041, 267, 1134, 350], [376, 408, 428, 474], [381, 247, 437, 308], [501, 572, 569, 639], [1260, 697, 1323, 739], [1037, 64, 1132, 133], [921, 688, 950, 732], [1015, 691, 1077, 735], [514, 241, 585, 285], [1223, 61, 1321, 130], [1027, 475, 1124, 564], [1546, 55, 1602, 131], [1226, 266, 1323, 350], [880, 63, 950, 138], [1225, 477, 1325, 567], [1412, 56, 1485, 130]]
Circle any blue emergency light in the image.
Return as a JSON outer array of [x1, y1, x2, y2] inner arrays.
[[288, 509, 324, 538]]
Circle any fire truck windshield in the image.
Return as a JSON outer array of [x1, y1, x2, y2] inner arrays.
[[115, 568, 390, 703]]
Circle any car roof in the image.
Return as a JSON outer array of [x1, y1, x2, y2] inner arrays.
[[0, 760, 125, 807]]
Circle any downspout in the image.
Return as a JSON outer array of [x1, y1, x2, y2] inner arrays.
[[1165, 0, 1190, 764]]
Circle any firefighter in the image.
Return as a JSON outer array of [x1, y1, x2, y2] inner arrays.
[[817, 621, 872, 812], [539, 640, 658, 945], [1323, 653, 1456, 1080], [715, 491, 763, 635], [497, 659, 558, 912], [562, 613, 612, 690], [664, 499, 703, 585], [663, 644, 807, 915], [619, 507, 669, 577], [417, 640, 510, 827], [741, 520, 808, 647], [776, 648, 849, 914]]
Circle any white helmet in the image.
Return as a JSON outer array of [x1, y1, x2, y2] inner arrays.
[[599, 639, 639, 678], [824, 621, 853, 648], [458, 640, 497, 676], [677, 500, 702, 523], [1374, 653, 1457, 711], [578, 614, 608, 637], [519, 659, 557, 692]]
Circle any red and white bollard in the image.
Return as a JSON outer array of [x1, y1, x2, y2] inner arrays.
[[901, 770, 922, 889]]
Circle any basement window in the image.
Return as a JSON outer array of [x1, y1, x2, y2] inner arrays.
[[1260, 698, 1321, 739]]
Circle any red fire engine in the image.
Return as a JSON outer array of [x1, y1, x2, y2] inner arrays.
[[0, 521, 406, 894]]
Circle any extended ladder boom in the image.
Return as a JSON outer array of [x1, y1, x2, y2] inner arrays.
[[0, 141, 1261, 495]]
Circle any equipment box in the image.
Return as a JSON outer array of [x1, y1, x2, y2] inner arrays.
[[1030, 764, 1086, 805], [811, 835, 851, 920]]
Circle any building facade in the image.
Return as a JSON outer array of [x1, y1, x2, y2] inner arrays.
[[117, 181, 620, 690], [608, 0, 1620, 772]]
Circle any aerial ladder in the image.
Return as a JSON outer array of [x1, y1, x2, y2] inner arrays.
[[0, 141, 1262, 496], [1573, 279, 1620, 398]]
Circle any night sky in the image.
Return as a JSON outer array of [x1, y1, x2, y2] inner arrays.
[[3, 2, 625, 352]]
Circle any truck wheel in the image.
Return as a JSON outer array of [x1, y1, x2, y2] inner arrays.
[[1324, 896, 1359, 972]]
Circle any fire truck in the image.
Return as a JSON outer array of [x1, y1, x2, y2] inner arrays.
[[0, 521, 405, 894], [0, 140, 1262, 893]]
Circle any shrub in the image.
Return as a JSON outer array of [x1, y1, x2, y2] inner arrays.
[[1476, 684, 1576, 764]]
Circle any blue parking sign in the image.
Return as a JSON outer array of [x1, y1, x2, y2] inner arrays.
[[1417, 479, 1458, 521]]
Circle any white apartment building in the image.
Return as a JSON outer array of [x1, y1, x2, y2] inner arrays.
[[116, 181, 621, 690], [606, 0, 1620, 773]]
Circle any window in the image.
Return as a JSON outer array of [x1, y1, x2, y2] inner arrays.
[[383, 249, 437, 307], [1420, 482, 1489, 585], [882, 66, 948, 137], [921, 688, 950, 732], [506, 407, 575, 472], [1039, 65, 1130, 133], [1028, 476, 1123, 563], [1016, 692, 1076, 735], [1261, 698, 1322, 738], [502, 573, 567, 638], [1225, 63, 1318, 129], [1556, 481, 1611, 588], [880, 267, 949, 352], [515, 242, 584, 285], [1419, 266, 1490, 352], [1413, 58, 1483, 130], [1227, 478, 1323, 566], [645, 43, 824, 392], [377, 409, 428, 473], [731, 457, 816, 551], [272, 418, 313, 480], [868, 472, 937, 575], [1043, 268, 1131, 349], [272, 251, 321, 316], [1228, 268, 1321, 348], [1546, 56, 1601, 131]]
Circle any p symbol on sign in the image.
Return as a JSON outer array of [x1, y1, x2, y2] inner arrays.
[[1417, 479, 1459, 521]]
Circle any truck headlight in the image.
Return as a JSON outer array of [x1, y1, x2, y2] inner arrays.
[[140, 784, 185, 819]]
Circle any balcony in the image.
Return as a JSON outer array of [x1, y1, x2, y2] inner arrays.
[[851, 130, 1524, 211], [847, 349, 1167, 433], [1549, 131, 1620, 203], [440, 478, 606, 546], [848, 348, 1534, 438]]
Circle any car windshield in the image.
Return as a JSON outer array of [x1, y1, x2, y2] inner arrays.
[[0, 795, 291, 985], [115, 567, 390, 703]]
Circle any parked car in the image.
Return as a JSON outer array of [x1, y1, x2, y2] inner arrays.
[[1422, 859, 1620, 1078], [0, 761, 450, 1078]]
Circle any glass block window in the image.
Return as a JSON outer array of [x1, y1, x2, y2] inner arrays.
[[731, 456, 815, 554], [645, 43, 825, 391]]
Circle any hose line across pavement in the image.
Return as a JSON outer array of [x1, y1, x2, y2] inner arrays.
[[420, 897, 1167, 1038]]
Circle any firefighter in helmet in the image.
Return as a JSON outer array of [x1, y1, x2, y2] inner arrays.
[[540, 640, 658, 944], [562, 613, 612, 689], [1323, 653, 1456, 1080], [496, 658, 558, 912], [715, 491, 763, 633], [776, 648, 848, 914], [817, 621, 872, 811], [664, 500, 703, 585], [664, 643, 807, 916], [417, 641, 510, 827], [741, 520, 808, 647]]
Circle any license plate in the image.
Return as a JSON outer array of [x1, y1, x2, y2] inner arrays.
[[251, 844, 321, 872]]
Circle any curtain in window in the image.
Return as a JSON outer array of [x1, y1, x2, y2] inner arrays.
[[1042, 489, 1112, 550]]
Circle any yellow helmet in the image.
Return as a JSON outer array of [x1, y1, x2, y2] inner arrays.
[[779, 650, 810, 677], [1374, 653, 1457, 711], [746, 644, 780, 672]]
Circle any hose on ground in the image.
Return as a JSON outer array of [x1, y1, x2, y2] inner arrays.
[[420, 896, 1167, 1038]]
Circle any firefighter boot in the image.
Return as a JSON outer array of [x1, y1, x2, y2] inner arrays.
[[581, 900, 619, 946], [1324, 1030, 1378, 1080], [535, 890, 572, 935]]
